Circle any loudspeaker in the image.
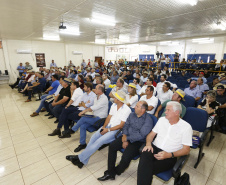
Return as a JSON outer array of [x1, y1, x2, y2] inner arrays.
[[5, 70, 8, 75]]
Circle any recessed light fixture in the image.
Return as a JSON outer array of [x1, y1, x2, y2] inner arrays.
[[43, 35, 60, 41], [166, 33, 172, 35], [90, 12, 116, 26]]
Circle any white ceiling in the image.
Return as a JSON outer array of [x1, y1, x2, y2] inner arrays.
[[0, 0, 226, 45]]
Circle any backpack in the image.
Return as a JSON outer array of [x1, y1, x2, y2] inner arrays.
[[176, 173, 190, 185]]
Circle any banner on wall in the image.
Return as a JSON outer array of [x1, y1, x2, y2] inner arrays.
[[35, 53, 46, 67]]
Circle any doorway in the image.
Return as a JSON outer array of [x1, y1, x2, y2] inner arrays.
[[95, 56, 102, 66]]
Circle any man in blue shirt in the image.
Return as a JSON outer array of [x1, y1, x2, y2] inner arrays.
[[184, 80, 202, 101], [30, 75, 60, 117], [50, 60, 57, 68], [17, 63, 25, 76], [98, 101, 153, 181]]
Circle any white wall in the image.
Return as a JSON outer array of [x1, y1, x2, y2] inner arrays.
[[0, 49, 6, 73], [105, 42, 226, 62], [2, 39, 105, 82]]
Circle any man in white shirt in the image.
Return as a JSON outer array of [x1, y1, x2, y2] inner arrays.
[[90, 69, 96, 79], [71, 84, 109, 152], [50, 60, 57, 68], [140, 86, 158, 114], [137, 101, 192, 185], [157, 82, 173, 104], [48, 82, 83, 138], [165, 55, 171, 68], [139, 77, 156, 96], [156, 74, 177, 93], [103, 74, 111, 89], [160, 53, 165, 69], [66, 90, 131, 168]]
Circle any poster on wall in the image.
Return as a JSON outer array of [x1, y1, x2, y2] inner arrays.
[[0, 41, 2, 49], [35, 53, 46, 67]]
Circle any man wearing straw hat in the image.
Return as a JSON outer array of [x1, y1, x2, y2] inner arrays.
[[66, 90, 131, 169]]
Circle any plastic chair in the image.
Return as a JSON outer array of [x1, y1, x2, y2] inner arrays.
[[183, 107, 208, 168], [105, 88, 112, 100], [154, 99, 161, 115], [182, 95, 196, 108]]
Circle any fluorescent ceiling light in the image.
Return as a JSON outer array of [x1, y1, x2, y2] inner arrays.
[[166, 33, 172, 35], [192, 38, 214, 44], [95, 39, 106, 44], [59, 30, 80, 36], [160, 41, 179, 46], [174, 0, 198, 6], [91, 12, 116, 26], [192, 38, 210, 42], [43, 35, 60, 41]]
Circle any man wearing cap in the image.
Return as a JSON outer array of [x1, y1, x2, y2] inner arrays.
[[216, 85, 226, 131], [25, 73, 46, 102], [50, 60, 57, 68], [155, 89, 186, 118], [25, 62, 33, 70], [47, 78, 71, 121], [140, 86, 158, 115], [138, 77, 156, 96], [184, 80, 202, 101], [98, 101, 153, 181], [157, 82, 173, 104], [141, 71, 148, 83], [66, 90, 131, 168]]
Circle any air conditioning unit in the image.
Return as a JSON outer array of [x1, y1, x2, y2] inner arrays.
[[16, 49, 32, 54], [72, 51, 83, 55]]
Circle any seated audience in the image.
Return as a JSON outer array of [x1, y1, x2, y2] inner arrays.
[[208, 77, 219, 90], [44, 78, 71, 122], [137, 101, 192, 185], [65, 90, 131, 168], [109, 78, 127, 102], [156, 74, 177, 93], [102, 73, 111, 89], [138, 77, 156, 96], [154, 89, 186, 118], [30, 74, 60, 117], [125, 83, 138, 108], [98, 101, 153, 181], [140, 86, 158, 115], [70, 84, 108, 152], [25, 73, 46, 102], [133, 78, 141, 93], [216, 85, 226, 131], [196, 77, 209, 96]]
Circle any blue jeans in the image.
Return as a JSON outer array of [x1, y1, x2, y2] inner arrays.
[[72, 116, 101, 145], [35, 94, 49, 113], [49, 104, 65, 118], [78, 126, 118, 165], [57, 106, 81, 130]]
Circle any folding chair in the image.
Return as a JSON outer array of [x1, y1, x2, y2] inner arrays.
[[183, 107, 208, 168]]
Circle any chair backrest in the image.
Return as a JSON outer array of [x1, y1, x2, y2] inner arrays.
[[183, 107, 208, 132], [108, 101, 113, 114], [105, 88, 112, 99], [182, 95, 196, 108], [148, 114, 158, 126], [154, 99, 161, 115]]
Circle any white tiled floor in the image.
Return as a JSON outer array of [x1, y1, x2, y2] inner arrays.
[[0, 84, 226, 185]]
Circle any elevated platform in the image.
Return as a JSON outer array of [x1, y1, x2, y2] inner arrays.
[[0, 75, 9, 85]]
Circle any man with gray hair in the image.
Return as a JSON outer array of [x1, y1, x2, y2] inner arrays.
[[137, 101, 192, 185], [184, 80, 202, 101], [98, 101, 154, 181]]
